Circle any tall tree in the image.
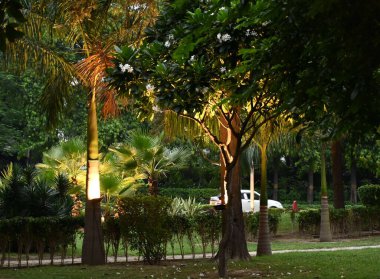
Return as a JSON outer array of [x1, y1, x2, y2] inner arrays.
[[3, 0, 159, 265], [331, 139, 345, 208], [319, 143, 332, 242], [107, 1, 282, 276]]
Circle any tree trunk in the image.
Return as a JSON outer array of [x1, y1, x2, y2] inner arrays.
[[272, 166, 278, 201], [148, 178, 159, 196], [331, 140, 345, 209], [250, 163, 255, 211], [256, 145, 272, 256], [82, 89, 105, 265], [350, 160, 357, 204], [320, 144, 332, 242], [217, 113, 250, 278], [307, 170, 314, 204], [218, 165, 250, 277]]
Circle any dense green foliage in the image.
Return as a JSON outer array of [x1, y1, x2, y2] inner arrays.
[[245, 209, 283, 238], [297, 205, 380, 236], [160, 188, 219, 203], [118, 196, 172, 264], [357, 184, 380, 207], [0, 164, 73, 218], [0, 216, 83, 266]]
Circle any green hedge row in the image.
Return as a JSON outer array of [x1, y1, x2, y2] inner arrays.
[[297, 205, 380, 236], [159, 188, 219, 203], [244, 209, 283, 239], [0, 216, 83, 267]]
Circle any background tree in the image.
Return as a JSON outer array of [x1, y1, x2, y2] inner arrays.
[[111, 130, 190, 196], [239, 0, 380, 139], [107, 1, 283, 276], [295, 134, 321, 204]]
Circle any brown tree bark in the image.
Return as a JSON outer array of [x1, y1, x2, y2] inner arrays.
[[307, 170, 314, 204], [217, 114, 250, 278], [331, 140, 345, 209], [82, 198, 105, 264], [148, 178, 159, 196]]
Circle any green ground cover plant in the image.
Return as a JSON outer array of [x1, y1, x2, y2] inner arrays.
[[0, 249, 379, 278]]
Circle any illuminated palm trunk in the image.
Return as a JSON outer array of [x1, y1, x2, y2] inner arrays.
[[256, 144, 272, 256], [320, 144, 332, 242], [82, 89, 105, 265]]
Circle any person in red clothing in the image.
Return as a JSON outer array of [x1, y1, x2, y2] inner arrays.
[[292, 200, 299, 213]]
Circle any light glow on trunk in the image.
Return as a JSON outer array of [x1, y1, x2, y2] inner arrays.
[[87, 160, 100, 200]]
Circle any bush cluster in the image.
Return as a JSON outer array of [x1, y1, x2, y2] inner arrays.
[[0, 216, 83, 267], [245, 209, 283, 239], [358, 184, 380, 207], [159, 188, 219, 203], [297, 205, 380, 236]]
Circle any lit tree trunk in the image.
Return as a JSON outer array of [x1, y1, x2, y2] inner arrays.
[[148, 177, 159, 196], [217, 114, 250, 278], [272, 165, 279, 201], [250, 162, 255, 211], [307, 169, 314, 204], [350, 159, 357, 203], [256, 144, 272, 256], [331, 139, 345, 209], [320, 144, 332, 242], [82, 89, 105, 265]]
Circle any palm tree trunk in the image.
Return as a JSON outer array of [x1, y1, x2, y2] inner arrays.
[[307, 169, 314, 204], [250, 163, 255, 211], [331, 140, 345, 209], [257, 145, 272, 256], [272, 166, 278, 201], [82, 89, 105, 265], [148, 177, 159, 196], [320, 144, 332, 242], [350, 159, 357, 203]]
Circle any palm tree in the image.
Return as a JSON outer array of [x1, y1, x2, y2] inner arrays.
[[110, 130, 191, 196], [319, 143, 332, 242], [241, 147, 259, 212], [253, 117, 293, 256], [2, 0, 159, 265], [36, 138, 86, 194]]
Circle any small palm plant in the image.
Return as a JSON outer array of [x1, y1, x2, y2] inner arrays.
[[111, 130, 191, 196]]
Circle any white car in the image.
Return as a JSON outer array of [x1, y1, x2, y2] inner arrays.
[[209, 190, 283, 213]]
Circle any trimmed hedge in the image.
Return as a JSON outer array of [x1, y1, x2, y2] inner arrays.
[[245, 209, 284, 239], [0, 216, 83, 267], [358, 184, 380, 207], [297, 205, 380, 237], [160, 188, 219, 203]]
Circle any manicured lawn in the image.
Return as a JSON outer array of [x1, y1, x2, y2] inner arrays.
[[0, 249, 379, 278]]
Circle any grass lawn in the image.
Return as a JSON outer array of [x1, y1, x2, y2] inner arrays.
[[0, 249, 379, 278]]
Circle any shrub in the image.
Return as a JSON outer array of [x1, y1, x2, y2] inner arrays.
[[103, 217, 121, 263], [160, 188, 219, 203], [245, 209, 283, 239], [358, 184, 380, 207], [297, 206, 380, 237], [0, 216, 83, 267], [297, 209, 320, 235], [118, 196, 172, 264]]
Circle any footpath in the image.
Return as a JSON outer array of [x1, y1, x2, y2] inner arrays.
[[2, 245, 380, 268]]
